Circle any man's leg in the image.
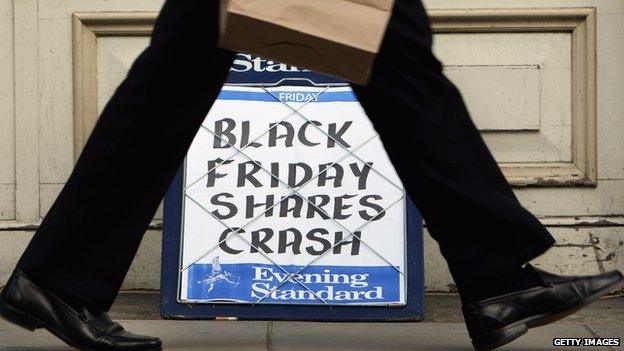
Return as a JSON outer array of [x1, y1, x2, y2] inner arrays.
[[354, 1, 623, 350], [15, 0, 235, 312], [351, 0, 554, 302]]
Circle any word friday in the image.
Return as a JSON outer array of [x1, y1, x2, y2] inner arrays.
[[207, 160, 373, 190]]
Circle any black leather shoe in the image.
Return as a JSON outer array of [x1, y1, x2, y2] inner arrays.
[[462, 265, 623, 351], [0, 270, 162, 351]]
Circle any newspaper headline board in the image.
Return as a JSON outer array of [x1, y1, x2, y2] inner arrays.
[[162, 54, 424, 319]]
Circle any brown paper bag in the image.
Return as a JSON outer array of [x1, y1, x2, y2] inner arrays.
[[219, 0, 394, 85]]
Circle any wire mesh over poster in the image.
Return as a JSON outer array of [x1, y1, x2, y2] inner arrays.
[[162, 54, 423, 319]]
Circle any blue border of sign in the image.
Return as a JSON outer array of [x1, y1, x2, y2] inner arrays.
[[161, 166, 424, 321]]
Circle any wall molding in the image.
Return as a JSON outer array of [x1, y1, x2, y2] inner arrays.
[[72, 12, 156, 158], [3, 214, 623, 232], [0, 219, 164, 231], [430, 8, 597, 187], [72, 8, 597, 187], [14, 0, 40, 220]]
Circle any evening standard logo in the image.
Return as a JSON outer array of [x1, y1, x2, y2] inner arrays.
[[553, 338, 620, 347], [186, 263, 400, 304], [231, 54, 311, 74], [250, 266, 383, 302], [226, 54, 345, 86]]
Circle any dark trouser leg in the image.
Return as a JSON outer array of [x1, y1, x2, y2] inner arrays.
[[16, 0, 235, 311], [351, 0, 555, 302]]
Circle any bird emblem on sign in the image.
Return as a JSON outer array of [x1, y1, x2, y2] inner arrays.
[[196, 256, 240, 295]]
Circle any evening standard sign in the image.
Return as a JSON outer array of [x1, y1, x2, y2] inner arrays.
[[178, 55, 407, 306]]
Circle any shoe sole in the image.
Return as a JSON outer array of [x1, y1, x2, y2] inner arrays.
[[0, 300, 162, 351], [472, 277, 624, 351]]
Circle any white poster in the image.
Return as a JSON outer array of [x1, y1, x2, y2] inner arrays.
[[178, 55, 407, 306]]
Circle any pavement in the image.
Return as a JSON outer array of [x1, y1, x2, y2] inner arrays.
[[1, 293, 622, 351]]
